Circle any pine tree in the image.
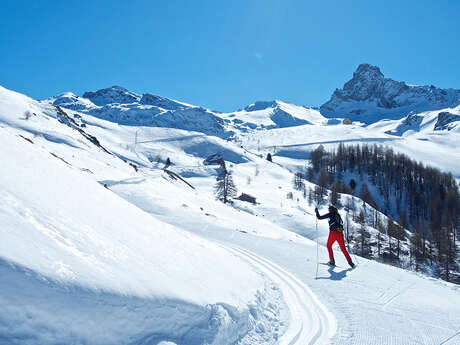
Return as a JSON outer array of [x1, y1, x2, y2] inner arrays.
[[313, 185, 324, 205], [349, 179, 356, 192], [317, 168, 329, 199], [387, 216, 395, 264], [329, 181, 342, 208], [310, 145, 326, 172], [266, 153, 272, 162], [359, 182, 376, 208], [410, 230, 423, 270], [293, 172, 305, 190], [214, 166, 237, 204], [355, 210, 369, 257]]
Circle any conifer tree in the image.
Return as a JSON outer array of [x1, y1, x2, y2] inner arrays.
[[317, 168, 329, 199], [214, 163, 237, 204], [293, 172, 305, 190], [329, 181, 342, 208], [410, 230, 423, 270]]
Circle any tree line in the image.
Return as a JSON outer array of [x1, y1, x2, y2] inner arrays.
[[304, 143, 459, 283]]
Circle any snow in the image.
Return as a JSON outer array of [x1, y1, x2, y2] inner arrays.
[[1, 83, 460, 345], [221, 100, 327, 130], [320, 64, 460, 123], [0, 87, 270, 344]]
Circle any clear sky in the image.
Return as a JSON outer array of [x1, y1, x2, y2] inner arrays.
[[1, 0, 459, 111]]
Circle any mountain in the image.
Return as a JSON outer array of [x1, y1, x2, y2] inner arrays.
[[320, 63, 460, 123], [222, 100, 327, 131], [1, 84, 460, 344], [48, 87, 330, 138], [366, 105, 460, 137], [48, 86, 232, 138]]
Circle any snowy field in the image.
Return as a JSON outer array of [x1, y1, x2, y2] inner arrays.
[[1, 85, 459, 345]]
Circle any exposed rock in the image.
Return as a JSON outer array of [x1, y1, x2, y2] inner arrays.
[[385, 111, 424, 136], [49, 87, 232, 138], [140, 93, 188, 110], [82, 86, 140, 106], [434, 112, 460, 131], [321, 64, 460, 123]]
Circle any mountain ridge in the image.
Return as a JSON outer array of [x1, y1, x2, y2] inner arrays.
[[320, 63, 460, 123]]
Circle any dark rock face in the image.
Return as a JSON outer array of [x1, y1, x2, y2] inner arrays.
[[434, 112, 460, 131], [82, 86, 140, 106], [52, 86, 233, 138], [320, 64, 460, 123], [140, 93, 188, 111], [385, 111, 424, 136]]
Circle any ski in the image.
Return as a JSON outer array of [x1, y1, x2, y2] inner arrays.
[[318, 262, 357, 269], [318, 262, 342, 268]]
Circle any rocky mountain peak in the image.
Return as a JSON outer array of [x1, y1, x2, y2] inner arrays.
[[320, 64, 460, 123], [353, 64, 384, 81], [82, 86, 140, 106]]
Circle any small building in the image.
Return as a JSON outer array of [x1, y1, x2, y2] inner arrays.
[[238, 193, 257, 204], [343, 117, 353, 125]]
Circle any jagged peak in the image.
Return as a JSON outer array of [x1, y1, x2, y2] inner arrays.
[[353, 63, 384, 80]]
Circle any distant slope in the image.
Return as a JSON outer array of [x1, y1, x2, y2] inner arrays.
[[368, 105, 460, 136], [221, 100, 327, 131]]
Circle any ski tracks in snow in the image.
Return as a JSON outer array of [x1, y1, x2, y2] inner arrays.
[[224, 245, 337, 345]]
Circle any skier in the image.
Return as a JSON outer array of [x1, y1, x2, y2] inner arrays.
[[315, 205, 355, 268]]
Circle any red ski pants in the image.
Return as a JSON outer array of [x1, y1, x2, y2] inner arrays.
[[327, 230, 352, 263]]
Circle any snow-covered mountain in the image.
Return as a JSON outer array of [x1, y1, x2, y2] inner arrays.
[[49, 86, 232, 138], [320, 63, 460, 123], [368, 105, 460, 137], [222, 100, 327, 130], [1, 82, 460, 345], [49, 88, 330, 137]]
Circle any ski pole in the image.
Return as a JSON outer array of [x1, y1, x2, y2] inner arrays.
[[315, 215, 319, 279]]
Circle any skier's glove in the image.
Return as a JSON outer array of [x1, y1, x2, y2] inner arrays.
[[315, 208, 320, 218]]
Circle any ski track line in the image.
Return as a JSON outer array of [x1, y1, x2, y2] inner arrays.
[[223, 244, 337, 345]]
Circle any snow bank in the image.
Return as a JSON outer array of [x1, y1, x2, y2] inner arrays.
[[0, 126, 264, 344]]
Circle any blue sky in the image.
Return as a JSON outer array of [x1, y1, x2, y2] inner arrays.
[[1, 0, 459, 111]]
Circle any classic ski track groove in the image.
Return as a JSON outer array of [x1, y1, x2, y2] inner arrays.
[[223, 244, 336, 345]]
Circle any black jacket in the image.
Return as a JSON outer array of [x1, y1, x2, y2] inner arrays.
[[316, 210, 343, 231]]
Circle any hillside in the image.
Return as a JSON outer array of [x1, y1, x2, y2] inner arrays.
[[1, 84, 459, 345]]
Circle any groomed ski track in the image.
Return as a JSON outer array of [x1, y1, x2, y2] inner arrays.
[[224, 244, 337, 345]]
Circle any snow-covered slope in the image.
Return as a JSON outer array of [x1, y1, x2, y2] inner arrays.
[[0, 86, 275, 345], [48, 86, 232, 138], [320, 63, 460, 123], [220, 100, 327, 131], [369, 105, 460, 136], [1, 84, 460, 345]]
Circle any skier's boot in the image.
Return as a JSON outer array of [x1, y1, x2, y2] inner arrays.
[[327, 260, 335, 267], [348, 261, 355, 268]]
